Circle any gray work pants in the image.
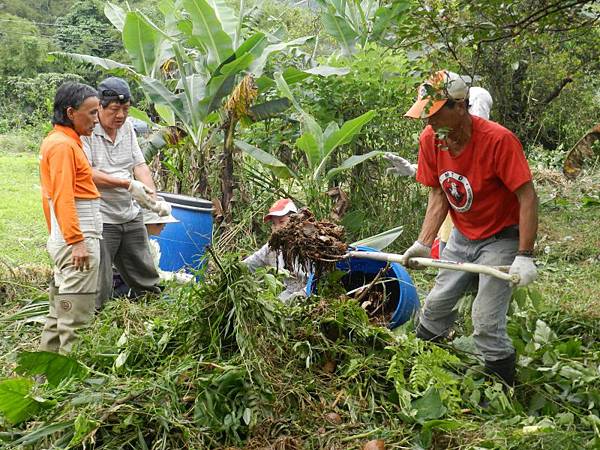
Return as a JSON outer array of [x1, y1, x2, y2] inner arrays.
[[418, 227, 519, 361], [97, 213, 160, 309]]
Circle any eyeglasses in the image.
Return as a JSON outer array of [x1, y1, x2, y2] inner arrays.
[[101, 89, 130, 100]]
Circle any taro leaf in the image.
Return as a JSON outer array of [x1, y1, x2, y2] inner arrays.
[[104, 2, 126, 32], [0, 378, 55, 425], [248, 98, 291, 121], [411, 386, 447, 424], [325, 150, 383, 180], [16, 351, 87, 387], [235, 139, 295, 179]]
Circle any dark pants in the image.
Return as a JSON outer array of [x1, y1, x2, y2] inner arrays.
[[96, 213, 160, 309]]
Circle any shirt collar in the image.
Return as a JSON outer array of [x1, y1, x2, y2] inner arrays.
[[94, 121, 125, 145], [53, 125, 82, 146]]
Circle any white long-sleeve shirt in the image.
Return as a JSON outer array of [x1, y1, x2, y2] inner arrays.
[[243, 243, 308, 302]]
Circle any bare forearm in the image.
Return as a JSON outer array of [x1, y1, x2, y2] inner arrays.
[[515, 182, 538, 252], [418, 187, 449, 246], [92, 169, 130, 189]]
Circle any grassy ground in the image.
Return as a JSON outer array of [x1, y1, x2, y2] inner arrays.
[[0, 131, 599, 449], [0, 131, 48, 267]]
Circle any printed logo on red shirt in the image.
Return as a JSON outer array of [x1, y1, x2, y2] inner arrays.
[[439, 171, 473, 212]]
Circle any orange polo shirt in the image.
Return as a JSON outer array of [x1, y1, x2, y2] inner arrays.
[[39, 125, 100, 244]]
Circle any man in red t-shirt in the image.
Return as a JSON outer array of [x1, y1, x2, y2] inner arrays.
[[400, 70, 539, 386]]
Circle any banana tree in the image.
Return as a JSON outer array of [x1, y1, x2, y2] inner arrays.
[[235, 72, 382, 218], [54, 0, 349, 218]]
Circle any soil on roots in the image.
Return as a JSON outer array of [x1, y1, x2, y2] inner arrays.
[[268, 208, 348, 279]]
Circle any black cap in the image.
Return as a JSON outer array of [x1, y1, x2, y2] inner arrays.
[[98, 77, 131, 102]]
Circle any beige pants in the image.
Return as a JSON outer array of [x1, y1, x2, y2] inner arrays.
[[40, 236, 100, 354]]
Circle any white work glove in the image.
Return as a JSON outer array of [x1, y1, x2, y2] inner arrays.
[[128, 180, 155, 209], [509, 255, 537, 287], [400, 240, 432, 268], [151, 200, 172, 217], [384, 152, 417, 178]]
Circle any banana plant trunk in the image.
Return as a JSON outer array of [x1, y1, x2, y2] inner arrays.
[[221, 118, 238, 222]]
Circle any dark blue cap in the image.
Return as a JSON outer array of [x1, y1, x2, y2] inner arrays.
[[98, 77, 131, 101]]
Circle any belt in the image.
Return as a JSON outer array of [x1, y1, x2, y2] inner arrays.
[[494, 226, 519, 240]]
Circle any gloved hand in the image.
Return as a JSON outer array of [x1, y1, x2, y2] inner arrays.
[[128, 180, 155, 209], [401, 240, 432, 268], [151, 200, 172, 217], [384, 152, 418, 178], [509, 255, 537, 287]]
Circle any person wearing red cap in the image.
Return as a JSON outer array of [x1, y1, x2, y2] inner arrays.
[[400, 70, 539, 386], [243, 199, 308, 302]]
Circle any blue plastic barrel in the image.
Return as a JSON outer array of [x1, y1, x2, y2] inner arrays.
[[306, 245, 419, 328], [150, 193, 213, 272]]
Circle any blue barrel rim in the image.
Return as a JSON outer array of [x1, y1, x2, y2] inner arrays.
[[305, 245, 419, 329]]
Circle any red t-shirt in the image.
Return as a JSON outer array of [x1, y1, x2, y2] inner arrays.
[[416, 116, 532, 240]]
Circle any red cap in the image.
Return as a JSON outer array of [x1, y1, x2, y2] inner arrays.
[[264, 198, 298, 222]]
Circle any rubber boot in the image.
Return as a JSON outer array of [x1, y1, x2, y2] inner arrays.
[[485, 353, 516, 387], [56, 292, 96, 354], [39, 281, 60, 353], [415, 323, 444, 343]]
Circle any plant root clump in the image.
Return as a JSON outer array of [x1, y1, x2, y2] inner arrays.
[[268, 208, 348, 278]]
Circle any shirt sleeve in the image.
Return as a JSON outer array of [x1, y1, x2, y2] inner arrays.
[[493, 131, 532, 192], [415, 128, 439, 187], [242, 243, 271, 271], [47, 144, 84, 244]]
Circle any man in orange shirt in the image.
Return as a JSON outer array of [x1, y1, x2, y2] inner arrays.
[[39, 82, 102, 354]]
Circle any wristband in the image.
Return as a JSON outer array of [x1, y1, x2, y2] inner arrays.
[[517, 249, 534, 257]]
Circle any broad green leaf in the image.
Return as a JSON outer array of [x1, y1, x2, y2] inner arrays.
[[319, 5, 358, 55], [323, 121, 340, 143], [248, 98, 291, 121], [183, 0, 234, 69], [141, 77, 190, 124], [128, 106, 153, 125], [323, 110, 376, 157], [351, 225, 403, 250], [199, 53, 254, 117], [296, 133, 321, 168], [235, 139, 295, 179], [533, 319, 556, 345], [206, 0, 238, 44], [104, 2, 126, 32], [0, 378, 55, 424], [155, 104, 176, 126], [49, 52, 134, 73], [232, 32, 268, 62], [274, 72, 323, 152], [316, 110, 376, 178], [16, 351, 87, 387], [411, 387, 447, 424], [325, 150, 383, 180], [123, 12, 162, 75], [249, 36, 314, 77]]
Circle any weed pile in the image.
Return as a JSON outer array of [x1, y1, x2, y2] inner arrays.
[[269, 208, 347, 279], [0, 257, 599, 449]]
